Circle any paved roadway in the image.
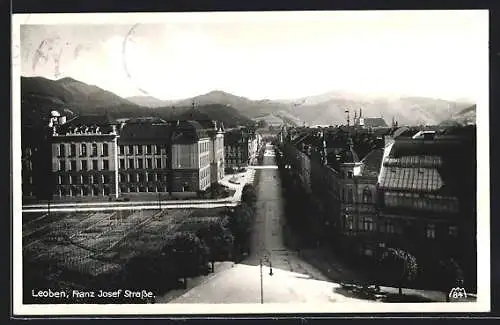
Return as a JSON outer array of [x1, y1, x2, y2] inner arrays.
[[170, 145, 369, 304]]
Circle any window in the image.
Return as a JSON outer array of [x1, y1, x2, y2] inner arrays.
[[103, 175, 110, 183], [59, 160, 65, 171], [146, 145, 152, 154], [155, 145, 160, 154], [138, 159, 144, 169], [81, 160, 88, 171], [381, 219, 395, 233], [92, 160, 98, 170], [347, 188, 354, 204], [137, 145, 143, 155], [146, 158, 152, 169], [91, 143, 98, 156], [362, 188, 372, 203], [448, 225, 458, 237], [360, 217, 374, 231], [129, 159, 134, 169], [139, 173, 145, 182], [69, 144, 76, 157], [347, 171, 353, 179], [103, 160, 109, 170], [119, 145, 125, 155], [58, 144, 66, 157], [426, 224, 436, 239], [128, 145, 134, 155], [83, 175, 89, 184], [346, 215, 354, 230], [156, 158, 162, 169], [70, 160, 77, 171], [80, 144, 87, 157], [102, 143, 109, 156], [119, 159, 125, 169]]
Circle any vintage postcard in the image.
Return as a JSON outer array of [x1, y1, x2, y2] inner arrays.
[[12, 10, 490, 316]]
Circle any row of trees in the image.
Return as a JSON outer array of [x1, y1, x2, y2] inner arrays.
[[276, 144, 466, 297]]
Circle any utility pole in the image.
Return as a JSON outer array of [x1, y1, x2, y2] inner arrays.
[[260, 259, 264, 304], [259, 255, 274, 304]]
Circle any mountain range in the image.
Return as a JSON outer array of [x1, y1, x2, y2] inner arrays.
[[126, 91, 475, 127], [20, 77, 253, 128], [20, 76, 476, 129]]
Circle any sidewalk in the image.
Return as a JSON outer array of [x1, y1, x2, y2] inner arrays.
[[155, 261, 235, 303], [23, 171, 259, 211]]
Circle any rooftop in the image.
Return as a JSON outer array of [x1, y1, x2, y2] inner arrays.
[[378, 136, 473, 195], [118, 121, 172, 143], [171, 120, 209, 144], [360, 148, 384, 177]]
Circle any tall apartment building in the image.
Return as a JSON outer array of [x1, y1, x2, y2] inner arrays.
[[170, 120, 212, 192], [117, 120, 171, 194], [49, 114, 119, 198], [224, 128, 260, 168], [377, 128, 476, 286], [24, 112, 227, 201], [280, 124, 476, 288]]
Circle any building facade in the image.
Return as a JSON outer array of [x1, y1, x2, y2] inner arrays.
[[224, 128, 260, 168], [117, 120, 172, 195], [24, 112, 228, 201], [49, 115, 119, 198]]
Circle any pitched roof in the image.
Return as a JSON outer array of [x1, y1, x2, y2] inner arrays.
[[57, 115, 116, 134], [363, 117, 388, 128], [378, 138, 465, 194], [118, 121, 172, 143], [171, 120, 209, 144], [361, 148, 384, 177]]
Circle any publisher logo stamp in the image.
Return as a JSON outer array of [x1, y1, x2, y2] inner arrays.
[[448, 287, 468, 301]]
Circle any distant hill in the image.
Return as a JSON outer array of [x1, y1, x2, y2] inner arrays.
[[170, 90, 293, 119], [283, 92, 474, 127], [126, 95, 175, 108], [158, 104, 254, 128], [129, 90, 296, 127], [21, 77, 253, 128], [21, 76, 150, 126], [133, 89, 475, 127], [21, 76, 475, 129]]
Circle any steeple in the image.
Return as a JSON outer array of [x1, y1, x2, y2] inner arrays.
[[321, 130, 328, 165]]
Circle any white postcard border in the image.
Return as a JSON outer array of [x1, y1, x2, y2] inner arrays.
[[11, 10, 491, 315]]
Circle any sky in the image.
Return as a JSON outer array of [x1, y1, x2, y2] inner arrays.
[[17, 10, 487, 101]]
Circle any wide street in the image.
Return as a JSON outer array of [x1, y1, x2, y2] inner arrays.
[[169, 145, 369, 304]]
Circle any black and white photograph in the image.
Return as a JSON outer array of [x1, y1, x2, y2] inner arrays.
[[12, 10, 489, 315]]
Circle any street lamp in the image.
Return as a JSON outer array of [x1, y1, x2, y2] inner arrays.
[[259, 257, 274, 304]]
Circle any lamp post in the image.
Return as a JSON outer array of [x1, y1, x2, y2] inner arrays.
[[259, 256, 274, 304]]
